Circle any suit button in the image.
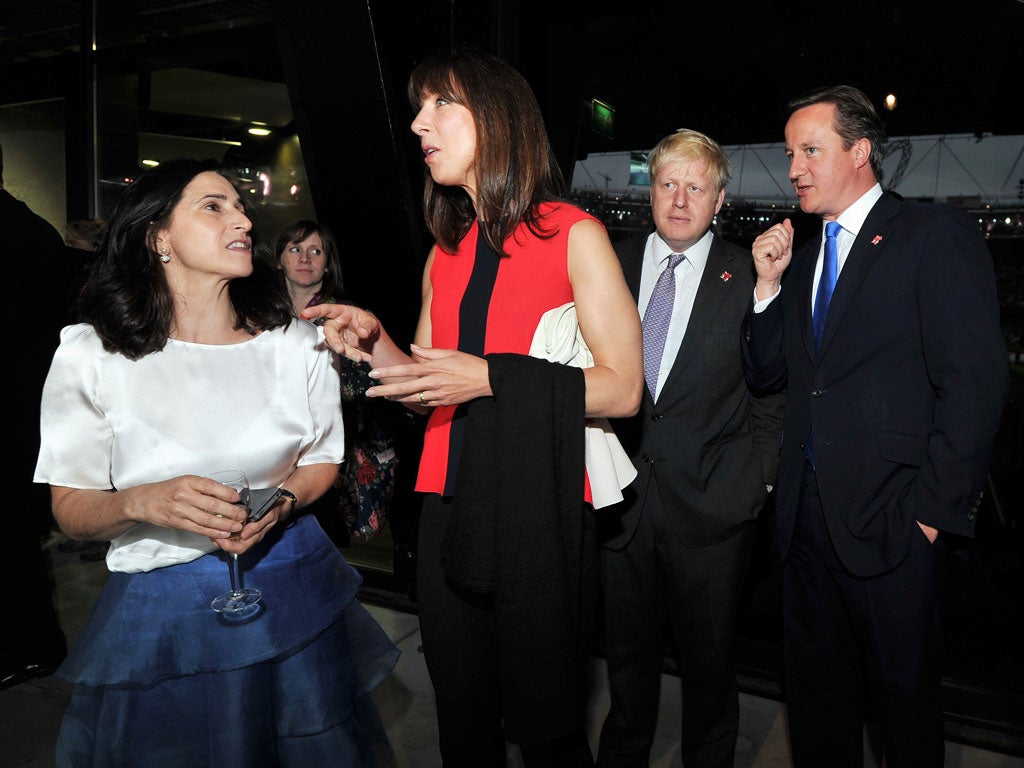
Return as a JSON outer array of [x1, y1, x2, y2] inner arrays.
[[799, 441, 806, 452], [651, 413, 662, 422], [641, 454, 652, 464], [811, 388, 824, 397]]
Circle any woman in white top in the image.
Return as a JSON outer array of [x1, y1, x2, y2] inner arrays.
[[34, 158, 397, 767]]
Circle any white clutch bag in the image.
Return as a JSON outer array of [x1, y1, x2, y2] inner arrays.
[[529, 302, 637, 509]]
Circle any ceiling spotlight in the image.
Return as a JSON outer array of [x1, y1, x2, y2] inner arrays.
[[248, 126, 272, 136], [884, 93, 897, 111]]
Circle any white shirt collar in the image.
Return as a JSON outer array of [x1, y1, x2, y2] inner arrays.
[[830, 183, 883, 239], [649, 228, 714, 276]]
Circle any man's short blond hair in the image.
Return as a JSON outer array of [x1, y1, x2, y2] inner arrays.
[[646, 129, 732, 192]]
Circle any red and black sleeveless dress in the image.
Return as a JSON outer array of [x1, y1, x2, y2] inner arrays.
[[414, 202, 599, 502]]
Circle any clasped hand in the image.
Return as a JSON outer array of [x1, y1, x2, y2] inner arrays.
[[136, 475, 282, 555]]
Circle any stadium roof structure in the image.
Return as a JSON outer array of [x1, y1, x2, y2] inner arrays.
[[572, 134, 1024, 210]]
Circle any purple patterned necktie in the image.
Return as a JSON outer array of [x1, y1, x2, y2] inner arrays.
[[643, 252, 686, 399], [813, 221, 842, 350]]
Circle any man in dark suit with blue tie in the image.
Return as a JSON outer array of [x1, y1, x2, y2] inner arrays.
[[596, 129, 784, 767], [741, 85, 1009, 765]]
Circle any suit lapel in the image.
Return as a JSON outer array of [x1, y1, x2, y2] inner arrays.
[[798, 235, 821, 360], [660, 237, 736, 396], [816, 193, 900, 357]]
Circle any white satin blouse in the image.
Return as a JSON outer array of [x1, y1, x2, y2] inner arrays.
[[34, 321, 344, 573]]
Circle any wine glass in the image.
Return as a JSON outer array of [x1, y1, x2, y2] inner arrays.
[[208, 470, 262, 616]]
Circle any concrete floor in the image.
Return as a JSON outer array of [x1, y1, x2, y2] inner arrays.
[[2, 531, 1023, 768]]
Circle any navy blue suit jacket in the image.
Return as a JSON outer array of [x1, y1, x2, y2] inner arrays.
[[742, 192, 1009, 576]]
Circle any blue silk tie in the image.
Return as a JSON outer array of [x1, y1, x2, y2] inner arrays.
[[813, 221, 842, 350], [642, 252, 686, 400]]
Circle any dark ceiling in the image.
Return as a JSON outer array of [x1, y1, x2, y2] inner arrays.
[[2, 0, 1023, 152], [525, 0, 1024, 151], [0, 0, 271, 63]]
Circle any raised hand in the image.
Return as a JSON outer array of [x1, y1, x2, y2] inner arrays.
[[300, 303, 382, 363], [751, 218, 795, 299]]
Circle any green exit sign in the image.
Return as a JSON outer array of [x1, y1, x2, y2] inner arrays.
[[591, 99, 614, 139]]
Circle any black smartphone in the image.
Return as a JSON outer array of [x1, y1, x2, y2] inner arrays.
[[247, 487, 284, 522]]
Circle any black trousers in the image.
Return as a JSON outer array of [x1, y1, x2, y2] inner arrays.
[[597, 485, 754, 768], [416, 494, 595, 768], [783, 464, 944, 767]]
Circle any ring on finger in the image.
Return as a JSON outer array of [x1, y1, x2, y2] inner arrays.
[[418, 391, 427, 405]]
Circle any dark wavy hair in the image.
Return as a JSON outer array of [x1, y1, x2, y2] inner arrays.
[[407, 47, 565, 257], [273, 219, 344, 300], [788, 85, 887, 183], [78, 158, 293, 360]]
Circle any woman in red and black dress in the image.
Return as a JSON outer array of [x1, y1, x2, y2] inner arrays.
[[306, 48, 642, 767]]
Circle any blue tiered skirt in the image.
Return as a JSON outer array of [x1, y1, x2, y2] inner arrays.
[[54, 515, 400, 767]]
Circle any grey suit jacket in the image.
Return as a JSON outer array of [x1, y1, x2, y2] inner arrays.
[[601, 231, 784, 550]]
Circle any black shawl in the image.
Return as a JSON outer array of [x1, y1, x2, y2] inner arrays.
[[441, 353, 589, 742]]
